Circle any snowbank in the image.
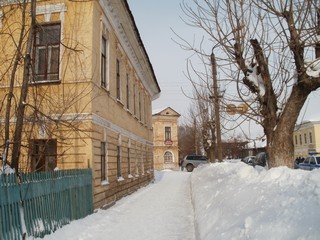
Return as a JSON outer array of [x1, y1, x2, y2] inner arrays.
[[191, 162, 320, 240]]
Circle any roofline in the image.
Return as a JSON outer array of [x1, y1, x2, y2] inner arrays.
[[124, 0, 161, 98]]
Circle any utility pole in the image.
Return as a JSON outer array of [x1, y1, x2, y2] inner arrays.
[[211, 51, 223, 162]]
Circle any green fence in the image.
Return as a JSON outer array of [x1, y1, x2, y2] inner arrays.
[[0, 169, 93, 239], [0, 173, 22, 240]]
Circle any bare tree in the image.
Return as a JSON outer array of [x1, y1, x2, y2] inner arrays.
[[0, 0, 94, 172], [177, 0, 320, 168]]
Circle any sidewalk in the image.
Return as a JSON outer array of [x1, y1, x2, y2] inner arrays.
[[39, 170, 195, 240]]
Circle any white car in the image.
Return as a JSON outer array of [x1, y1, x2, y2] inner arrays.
[[298, 154, 320, 170], [181, 155, 208, 172]]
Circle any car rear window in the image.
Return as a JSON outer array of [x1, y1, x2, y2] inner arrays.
[[186, 155, 207, 161]]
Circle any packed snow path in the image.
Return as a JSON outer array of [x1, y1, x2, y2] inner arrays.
[[40, 170, 195, 240]]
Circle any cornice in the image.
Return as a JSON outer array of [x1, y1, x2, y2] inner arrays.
[[99, 0, 160, 100]]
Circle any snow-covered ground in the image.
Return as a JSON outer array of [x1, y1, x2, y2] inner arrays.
[[33, 161, 320, 240]]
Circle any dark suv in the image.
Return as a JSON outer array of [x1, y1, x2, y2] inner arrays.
[[181, 155, 208, 172]]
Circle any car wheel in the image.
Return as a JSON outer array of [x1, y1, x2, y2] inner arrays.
[[186, 164, 194, 172]]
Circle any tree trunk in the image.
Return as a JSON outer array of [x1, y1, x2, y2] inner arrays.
[[266, 85, 310, 168], [10, 0, 36, 171]]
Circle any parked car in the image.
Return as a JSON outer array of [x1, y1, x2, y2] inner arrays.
[[181, 155, 208, 172], [241, 156, 256, 166], [298, 154, 320, 170], [253, 152, 267, 167]]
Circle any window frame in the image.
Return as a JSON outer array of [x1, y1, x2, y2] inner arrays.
[[101, 36, 107, 88], [165, 127, 172, 141], [116, 59, 121, 100], [126, 73, 130, 109], [101, 142, 106, 181], [29, 139, 57, 172], [304, 133, 307, 144], [127, 147, 131, 175], [117, 145, 122, 178], [133, 84, 136, 115], [33, 22, 61, 83], [164, 151, 173, 163]]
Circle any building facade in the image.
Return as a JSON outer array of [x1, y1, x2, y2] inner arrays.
[[294, 121, 320, 158], [152, 107, 180, 170], [0, 0, 160, 208]]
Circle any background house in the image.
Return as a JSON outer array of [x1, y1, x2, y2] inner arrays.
[[0, 0, 160, 208], [152, 107, 180, 170], [294, 120, 320, 158]]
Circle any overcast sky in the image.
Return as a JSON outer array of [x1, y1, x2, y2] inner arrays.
[[127, 1, 320, 137]]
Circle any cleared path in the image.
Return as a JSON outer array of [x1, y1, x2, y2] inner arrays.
[[41, 171, 196, 240]]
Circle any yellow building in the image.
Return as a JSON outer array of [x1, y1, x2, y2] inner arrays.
[[152, 107, 180, 170], [0, 0, 160, 208], [294, 121, 320, 158]]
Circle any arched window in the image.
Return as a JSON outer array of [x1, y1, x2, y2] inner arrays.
[[164, 151, 173, 163]]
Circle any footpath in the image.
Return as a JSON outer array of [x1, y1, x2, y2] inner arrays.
[[39, 170, 196, 240]]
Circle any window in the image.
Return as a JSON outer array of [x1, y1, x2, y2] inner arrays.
[[310, 157, 316, 165], [164, 151, 173, 163], [133, 84, 136, 115], [144, 97, 146, 123], [116, 59, 121, 100], [127, 147, 131, 175], [117, 146, 121, 178], [295, 135, 297, 145], [309, 132, 313, 143], [139, 92, 141, 121], [101, 36, 107, 88], [304, 133, 307, 144], [101, 142, 106, 181], [34, 23, 61, 82], [299, 135, 302, 145], [165, 127, 171, 141], [134, 147, 139, 176], [30, 139, 57, 172], [141, 151, 145, 175], [126, 74, 130, 109]]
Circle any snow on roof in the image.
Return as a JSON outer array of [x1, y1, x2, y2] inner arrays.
[[246, 139, 267, 149]]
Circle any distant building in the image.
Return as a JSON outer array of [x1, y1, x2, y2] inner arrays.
[[152, 107, 180, 170], [245, 139, 266, 157], [294, 121, 320, 158]]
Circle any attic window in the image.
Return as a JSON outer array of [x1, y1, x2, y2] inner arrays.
[[166, 112, 169, 114]]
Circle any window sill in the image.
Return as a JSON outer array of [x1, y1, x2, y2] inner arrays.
[[117, 176, 124, 182], [116, 99, 124, 106], [101, 180, 109, 186], [30, 79, 61, 85], [101, 85, 110, 92]]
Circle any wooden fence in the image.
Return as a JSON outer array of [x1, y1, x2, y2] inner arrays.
[[0, 169, 93, 239]]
